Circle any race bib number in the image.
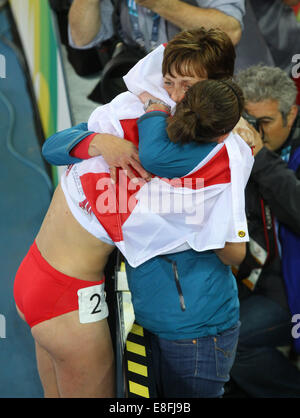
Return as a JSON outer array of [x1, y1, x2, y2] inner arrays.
[[77, 283, 108, 324]]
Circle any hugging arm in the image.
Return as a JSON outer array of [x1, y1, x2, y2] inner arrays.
[[42, 124, 150, 182], [137, 112, 195, 178], [42, 123, 93, 166]]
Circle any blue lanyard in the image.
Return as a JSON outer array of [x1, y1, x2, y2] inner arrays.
[[127, 0, 161, 50], [280, 144, 291, 163]]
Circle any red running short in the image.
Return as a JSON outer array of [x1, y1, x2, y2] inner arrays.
[[13, 241, 105, 328]]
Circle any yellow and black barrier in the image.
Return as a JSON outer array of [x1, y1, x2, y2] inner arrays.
[[114, 254, 156, 398], [124, 322, 157, 398]]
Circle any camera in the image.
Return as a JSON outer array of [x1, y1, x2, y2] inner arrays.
[[242, 112, 260, 132]]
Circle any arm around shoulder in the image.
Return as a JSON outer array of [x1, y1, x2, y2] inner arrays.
[[137, 111, 180, 175]]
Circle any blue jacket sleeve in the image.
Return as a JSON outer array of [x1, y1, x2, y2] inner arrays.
[[137, 111, 216, 178], [42, 123, 94, 166], [137, 112, 189, 178]]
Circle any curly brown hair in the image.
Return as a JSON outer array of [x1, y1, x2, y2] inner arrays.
[[166, 79, 244, 145]]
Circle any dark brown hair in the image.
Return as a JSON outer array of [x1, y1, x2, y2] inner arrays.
[[162, 28, 235, 80], [166, 79, 244, 144]]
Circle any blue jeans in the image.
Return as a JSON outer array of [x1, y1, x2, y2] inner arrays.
[[148, 322, 240, 398], [230, 295, 300, 397]]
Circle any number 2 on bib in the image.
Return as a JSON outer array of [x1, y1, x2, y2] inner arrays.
[[77, 284, 109, 323]]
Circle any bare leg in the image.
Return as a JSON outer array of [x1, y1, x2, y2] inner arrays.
[[15, 305, 60, 397], [35, 342, 60, 398], [31, 311, 115, 398]]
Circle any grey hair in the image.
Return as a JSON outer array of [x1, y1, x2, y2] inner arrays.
[[235, 65, 297, 121]]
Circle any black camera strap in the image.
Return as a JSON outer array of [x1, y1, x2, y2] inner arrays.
[[260, 199, 279, 265]]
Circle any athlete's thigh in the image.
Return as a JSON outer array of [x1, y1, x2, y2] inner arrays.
[[32, 311, 115, 397], [35, 341, 60, 398]]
